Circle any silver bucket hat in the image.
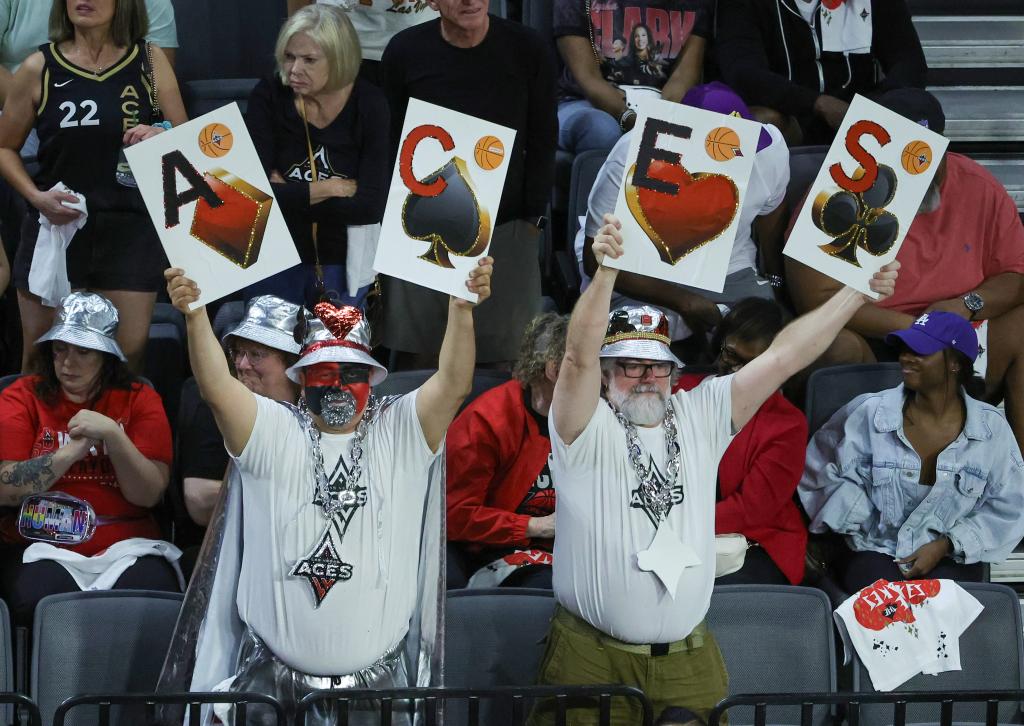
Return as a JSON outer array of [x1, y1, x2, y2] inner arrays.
[[222, 295, 302, 355], [599, 305, 683, 368], [35, 292, 126, 362], [286, 302, 388, 386]]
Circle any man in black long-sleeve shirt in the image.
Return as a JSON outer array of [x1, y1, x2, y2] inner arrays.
[[715, 0, 927, 144], [380, 0, 557, 366]]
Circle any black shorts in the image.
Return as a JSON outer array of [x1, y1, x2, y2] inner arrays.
[[14, 208, 167, 294]]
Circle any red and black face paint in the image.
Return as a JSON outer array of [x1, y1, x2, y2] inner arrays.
[[302, 362, 371, 428]]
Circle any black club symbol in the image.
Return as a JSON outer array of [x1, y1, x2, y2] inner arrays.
[[812, 165, 900, 267]]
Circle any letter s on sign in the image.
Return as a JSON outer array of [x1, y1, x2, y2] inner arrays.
[[829, 120, 891, 194]]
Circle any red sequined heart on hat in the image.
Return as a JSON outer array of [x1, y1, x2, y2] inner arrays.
[[624, 160, 739, 265], [313, 302, 363, 342]]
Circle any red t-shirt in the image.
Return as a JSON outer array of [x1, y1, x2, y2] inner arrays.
[[0, 376, 172, 555], [879, 153, 1024, 314]]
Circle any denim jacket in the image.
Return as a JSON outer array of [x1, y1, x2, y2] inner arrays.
[[799, 385, 1024, 563]]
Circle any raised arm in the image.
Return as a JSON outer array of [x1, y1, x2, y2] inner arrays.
[[165, 269, 257, 456], [553, 214, 622, 445], [731, 263, 900, 430], [415, 258, 494, 452]]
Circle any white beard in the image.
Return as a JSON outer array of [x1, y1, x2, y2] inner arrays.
[[607, 383, 668, 426]]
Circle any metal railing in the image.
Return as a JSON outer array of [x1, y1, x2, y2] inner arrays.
[[0, 692, 40, 726], [295, 685, 654, 726], [52, 691, 286, 726], [708, 690, 1024, 726]]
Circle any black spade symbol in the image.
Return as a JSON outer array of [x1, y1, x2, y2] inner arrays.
[[402, 157, 490, 269], [812, 165, 900, 267]]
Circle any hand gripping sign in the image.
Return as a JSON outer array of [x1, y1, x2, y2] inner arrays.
[[784, 94, 949, 298], [374, 99, 516, 302], [608, 98, 761, 293], [125, 103, 299, 308]]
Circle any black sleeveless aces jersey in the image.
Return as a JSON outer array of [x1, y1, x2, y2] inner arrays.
[[35, 41, 155, 209]]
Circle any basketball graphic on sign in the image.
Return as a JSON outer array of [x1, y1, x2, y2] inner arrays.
[[705, 127, 742, 162], [198, 123, 234, 158], [901, 140, 933, 175], [473, 135, 505, 171]]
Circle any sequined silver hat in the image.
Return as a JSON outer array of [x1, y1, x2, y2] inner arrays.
[[222, 295, 302, 355], [599, 305, 683, 368], [286, 302, 388, 385], [35, 292, 126, 361]]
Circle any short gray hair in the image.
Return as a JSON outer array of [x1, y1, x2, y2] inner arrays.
[[275, 5, 361, 92]]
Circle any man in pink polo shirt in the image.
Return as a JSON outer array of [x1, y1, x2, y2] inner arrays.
[[786, 88, 1024, 449]]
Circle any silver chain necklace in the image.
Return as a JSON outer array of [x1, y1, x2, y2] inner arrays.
[[611, 401, 682, 523], [301, 395, 379, 517]]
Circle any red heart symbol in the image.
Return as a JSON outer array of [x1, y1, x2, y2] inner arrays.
[[313, 302, 363, 342], [625, 160, 739, 265]]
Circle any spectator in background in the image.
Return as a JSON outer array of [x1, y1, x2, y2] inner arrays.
[[0, 0, 187, 374], [554, 0, 712, 153], [786, 88, 1024, 452], [245, 4, 389, 308], [580, 82, 790, 345], [715, 0, 927, 144], [447, 312, 568, 590], [677, 298, 808, 585], [381, 0, 556, 367], [799, 312, 1024, 593], [179, 296, 301, 530], [0, 292, 178, 624], [287, 0, 438, 86], [0, 0, 178, 106]]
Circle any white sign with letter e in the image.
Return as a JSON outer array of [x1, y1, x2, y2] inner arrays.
[[125, 103, 299, 308], [783, 94, 949, 297], [374, 99, 516, 302], [607, 98, 760, 293]]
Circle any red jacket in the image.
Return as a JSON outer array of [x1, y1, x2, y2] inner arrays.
[[446, 381, 554, 552], [678, 373, 808, 584]]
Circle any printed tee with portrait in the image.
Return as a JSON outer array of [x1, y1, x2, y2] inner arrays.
[[554, 0, 714, 100]]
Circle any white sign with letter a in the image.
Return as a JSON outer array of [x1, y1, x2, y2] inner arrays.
[[783, 94, 949, 297], [125, 103, 299, 309], [608, 99, 760, 293], [374, 99, 516, 302]]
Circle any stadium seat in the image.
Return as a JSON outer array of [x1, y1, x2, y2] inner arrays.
[[213, 301, 246, 343], [151, 303, 186, 345], [145, 322, 187, 428], [707, 585, 836, 726], [0, 373, 20, 394], [444, 588, 555, 726], [562, 149, 609, 304], [851, 582, 1024, 725], [783, 145, 828, 216], [805, 362, 903, 434], [182, 78, 260, 119], [375, 369, 512, 412], [170, 0, 284, 83], [33, 590, 184, 726]]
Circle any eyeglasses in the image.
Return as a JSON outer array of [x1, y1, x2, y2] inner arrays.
[[229, 346, 271, 366], [615, 361, 674, 378], [717, 343, 756, 372]]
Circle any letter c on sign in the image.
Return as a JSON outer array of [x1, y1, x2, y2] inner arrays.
[[399, 124, 455, 198]]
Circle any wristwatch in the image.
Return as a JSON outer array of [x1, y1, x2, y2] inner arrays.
[[963, 291, 984, 320], [619, 107, 637, 132]]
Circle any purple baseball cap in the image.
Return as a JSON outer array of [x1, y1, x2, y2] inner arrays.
[[681, 81, 772, 152], [885, 311, 978, 362]]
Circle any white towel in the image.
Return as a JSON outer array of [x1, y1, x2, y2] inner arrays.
[[23, 537, 184, 591], [347, 222, 380, 296], [27, 183, 87, 307], [819, 0, 874, 55]]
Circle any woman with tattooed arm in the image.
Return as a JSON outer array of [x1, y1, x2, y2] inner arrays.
[[0, 292, 180, 623]]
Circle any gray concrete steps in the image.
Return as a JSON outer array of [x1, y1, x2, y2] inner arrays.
[[915, 16, 1024, 68], [930, 86, 1024, 142]]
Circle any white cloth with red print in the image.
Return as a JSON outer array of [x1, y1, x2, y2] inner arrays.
[[834, 578, 983, 691]]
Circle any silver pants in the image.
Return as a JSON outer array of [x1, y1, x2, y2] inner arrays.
[[222, 627, 411, 726]]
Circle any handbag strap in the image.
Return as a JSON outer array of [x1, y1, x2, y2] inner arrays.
[[298, 96, 324, 284], [145, 42, 161, 120]]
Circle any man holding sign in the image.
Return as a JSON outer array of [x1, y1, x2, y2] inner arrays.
[[786, 89, 1024, 450], [163, 258, 491, 725], [380, 0, 556, 365], [529, 214, 897, 725]]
